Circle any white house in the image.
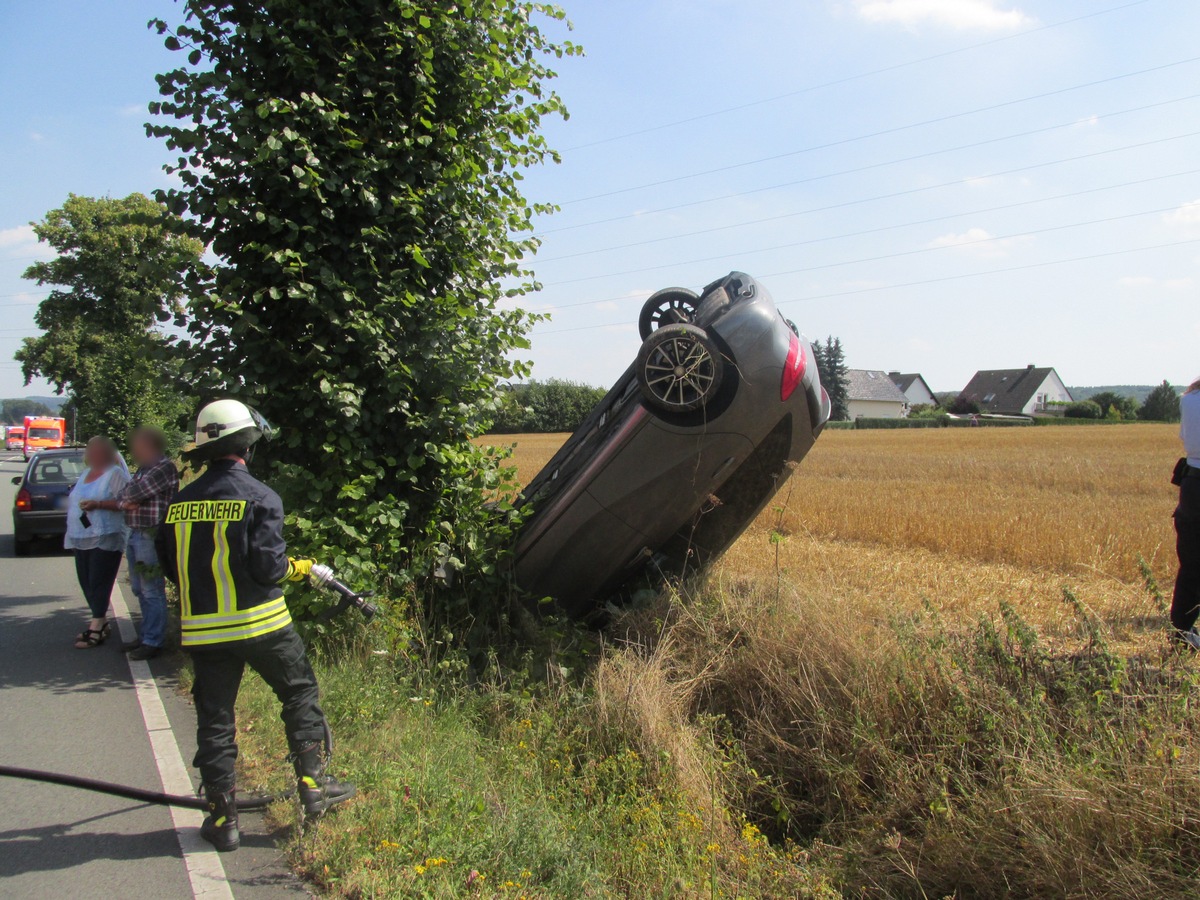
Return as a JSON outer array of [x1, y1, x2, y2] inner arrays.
[[889, 372, 937, 408], [845, 369, 910, 419], [959, 366, 1073, 415]]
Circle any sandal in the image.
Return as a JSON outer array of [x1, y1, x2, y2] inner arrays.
[[74, 622, 111, 649]]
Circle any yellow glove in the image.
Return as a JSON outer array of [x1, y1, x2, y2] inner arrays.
[[283, 557, 316, 583]]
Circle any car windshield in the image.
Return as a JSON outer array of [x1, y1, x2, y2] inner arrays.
[[27, 428, 60, 440], [29, 455, 86, 486]]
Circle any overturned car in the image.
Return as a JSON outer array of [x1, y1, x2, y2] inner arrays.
[[514, 272, 830, 616]]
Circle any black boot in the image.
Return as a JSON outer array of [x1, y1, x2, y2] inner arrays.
[[292, 743, 356, 818], [200, 788, 240, 852]]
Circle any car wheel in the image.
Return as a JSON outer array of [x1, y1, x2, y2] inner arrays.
[[637, 324, 725, 414], [14, 538, 31, 557], [638, 287, 699, 340]]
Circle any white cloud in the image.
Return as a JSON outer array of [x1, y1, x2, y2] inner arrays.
[[928, 226, 1029, 259], [854, 0, 1031, 30], [0, 225, 36, 250], [0, 225, 52, 264], [1164, 199, 1200, 231]]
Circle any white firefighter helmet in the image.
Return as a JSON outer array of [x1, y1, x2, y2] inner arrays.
[[192, 399, 273, 458]]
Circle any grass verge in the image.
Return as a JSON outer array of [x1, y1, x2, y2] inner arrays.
[[230, 562, 1199, 898]]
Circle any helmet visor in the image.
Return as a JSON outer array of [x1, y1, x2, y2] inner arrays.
[[249, 406, 275, 442]]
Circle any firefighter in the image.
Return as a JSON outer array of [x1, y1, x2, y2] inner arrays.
[[157, 400, 354, 852]]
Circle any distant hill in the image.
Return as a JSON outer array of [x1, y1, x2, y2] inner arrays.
[[1070, 385, 1183, 404], [24, 395, 65, 411]]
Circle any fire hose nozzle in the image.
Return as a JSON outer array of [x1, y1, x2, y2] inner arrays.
[[310, 563, 336, 589], [308, 563, 378, 622]]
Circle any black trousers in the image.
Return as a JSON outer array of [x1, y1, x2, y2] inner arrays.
[[188, 626, 328, 792], [1171, 476, 1200, 633], [73, 548, 123, 619]]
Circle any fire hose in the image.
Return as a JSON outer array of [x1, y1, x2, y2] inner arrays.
[[0, 565, 376, 810]]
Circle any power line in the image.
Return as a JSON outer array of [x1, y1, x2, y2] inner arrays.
[[758, 204, 1180, 277], [538, 106, 1200, 239], [560, 54, 1200, 205], [533, 170, 1200, 288], [530, 238, 1200, 335], [560, 0, 1156, 151], [531, 130, 1200, 264]]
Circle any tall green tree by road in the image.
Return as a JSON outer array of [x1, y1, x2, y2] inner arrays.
[[15, 193, 202, 441], [148, 1, 579, 633], [1140, 380, 1182, 422]]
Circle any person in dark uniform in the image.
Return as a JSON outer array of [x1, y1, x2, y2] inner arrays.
[[1173, 379, 1200, 648], [157, 399, 354, 852]]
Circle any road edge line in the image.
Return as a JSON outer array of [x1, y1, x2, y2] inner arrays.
[[111, 579, 234, 900]]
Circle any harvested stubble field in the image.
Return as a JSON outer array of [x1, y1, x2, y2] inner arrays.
[[488, 424, 1181, 643]]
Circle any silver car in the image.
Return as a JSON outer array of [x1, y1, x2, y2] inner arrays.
[[515, 272, 830, 615]]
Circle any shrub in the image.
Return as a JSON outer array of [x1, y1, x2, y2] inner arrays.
[[1064, 400, 1103, 419], [854, 417, 942, 429], [948, 394, 981, 415]]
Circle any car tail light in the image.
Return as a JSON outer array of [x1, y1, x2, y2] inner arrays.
[[781, 334, 806, 401], [15, 488, 31, 511]]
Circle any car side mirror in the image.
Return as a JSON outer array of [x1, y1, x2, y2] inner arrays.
[[10, 476, 21, 485]]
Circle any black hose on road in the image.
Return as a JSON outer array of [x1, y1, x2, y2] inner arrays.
[[0, 764, 292, 810]]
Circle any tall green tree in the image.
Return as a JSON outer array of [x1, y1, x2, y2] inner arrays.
[[817, 336, 849, 421], [1139, 380, 1181, 422], [1088, 391, 1138, 420], [148, 2, 579, 631], [15, 193, 202, 441]]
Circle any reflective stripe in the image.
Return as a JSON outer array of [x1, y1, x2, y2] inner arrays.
[[181, 607, 292, 646], [211, 522, 236, 614], [175, 521, 193, 617], [183, 597, 288, 627]]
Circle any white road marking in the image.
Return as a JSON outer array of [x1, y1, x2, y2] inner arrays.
[[110, 582, 235, 900]]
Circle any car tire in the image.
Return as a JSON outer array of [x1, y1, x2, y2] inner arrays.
[[14, 538, 31, 557], [636, 324, 725, 414], [638, 287, 700, 340]]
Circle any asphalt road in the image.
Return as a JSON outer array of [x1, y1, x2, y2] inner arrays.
[[0, 454, 307, 899]]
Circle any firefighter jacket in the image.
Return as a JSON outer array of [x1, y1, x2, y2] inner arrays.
[[157, 459, 293, 647]]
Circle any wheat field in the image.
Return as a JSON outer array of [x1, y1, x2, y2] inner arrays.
[[485, 424, 1182, 641]]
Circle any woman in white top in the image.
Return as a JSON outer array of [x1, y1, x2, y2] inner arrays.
[[1172, 378, 1200, 646], [64, 436, 130, 648]]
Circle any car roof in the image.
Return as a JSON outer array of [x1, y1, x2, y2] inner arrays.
[[31, 448, 84, 458]]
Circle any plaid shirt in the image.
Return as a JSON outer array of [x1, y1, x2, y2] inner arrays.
[[120, 457, 180, 531]]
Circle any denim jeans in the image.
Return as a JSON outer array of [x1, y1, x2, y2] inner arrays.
[[127, 529, 168, 649]]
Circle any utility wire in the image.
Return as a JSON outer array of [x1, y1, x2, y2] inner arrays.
[[539, 107, 1200, 238], [533, 171, 1200, 288], [532, 130, 1200, 262], [531, 238, 1200, 335], [560, 55, 1200, 205], [560, 0, 1156, 151]]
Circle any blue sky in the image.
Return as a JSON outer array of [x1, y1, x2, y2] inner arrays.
[[2, 0, 1198, 399]]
